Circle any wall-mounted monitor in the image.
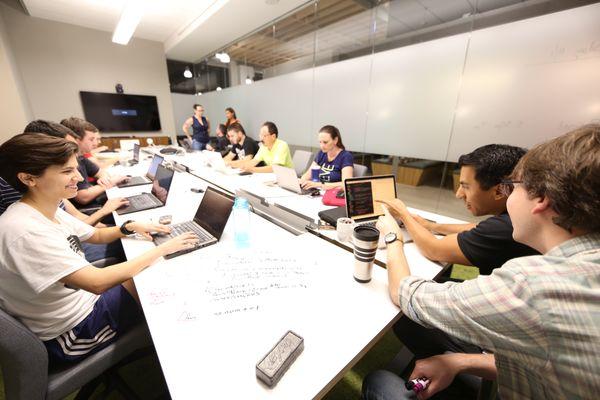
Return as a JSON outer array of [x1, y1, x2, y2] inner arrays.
[[80, 91, 161, 132]]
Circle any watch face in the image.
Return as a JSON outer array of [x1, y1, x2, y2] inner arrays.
[[384, 232, 397, 244]]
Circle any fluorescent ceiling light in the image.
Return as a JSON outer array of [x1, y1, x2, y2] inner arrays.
[[183, 67, 193, 78], [165, 0, 230, 51], [112, 0, 144, 45]]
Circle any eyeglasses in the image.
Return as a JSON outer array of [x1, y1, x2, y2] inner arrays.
[[499, 179, 523, 197]]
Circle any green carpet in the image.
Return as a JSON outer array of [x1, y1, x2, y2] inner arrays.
[[1, 329, 403, 399]]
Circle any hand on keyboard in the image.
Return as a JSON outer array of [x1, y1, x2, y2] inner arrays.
[[158, 232, 199, 257], [128, 221, 172, 240]]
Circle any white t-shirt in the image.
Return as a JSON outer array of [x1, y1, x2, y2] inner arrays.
[[0, 202, 99, 341]]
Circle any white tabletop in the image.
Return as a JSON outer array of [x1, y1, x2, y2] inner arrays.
[[107, 166, 404, 399], [105, 151, 464, 399]]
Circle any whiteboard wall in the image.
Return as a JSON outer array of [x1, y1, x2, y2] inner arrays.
[[173, 3, 600, 161]]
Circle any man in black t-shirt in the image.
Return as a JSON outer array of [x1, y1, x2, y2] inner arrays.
[[379, 144, 539, 390], [223, 123, 259, 167], [380, 144, 538, 274]]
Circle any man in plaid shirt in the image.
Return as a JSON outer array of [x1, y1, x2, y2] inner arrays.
[[364, 125, 600, 400]]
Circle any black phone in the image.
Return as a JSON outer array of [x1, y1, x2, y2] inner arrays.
[[190, 188, 204, 193]]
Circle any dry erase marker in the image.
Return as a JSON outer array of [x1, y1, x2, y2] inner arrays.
[[405, 377, 429, 393]]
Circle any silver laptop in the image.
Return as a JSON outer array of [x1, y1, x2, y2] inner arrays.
[[116, 165, 174, 215], [272, 165, 319, 195], [118, 154, 164, 188], [203, 150, 241, 175], [344, 175, 397, 227], [152, 186, 234, 259]]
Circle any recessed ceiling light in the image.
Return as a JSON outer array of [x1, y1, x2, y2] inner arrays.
[[183, 67, 193, 78]]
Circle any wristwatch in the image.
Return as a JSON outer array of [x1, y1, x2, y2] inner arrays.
[[384, 232, 402, 245], [120, 220, 135, 235]]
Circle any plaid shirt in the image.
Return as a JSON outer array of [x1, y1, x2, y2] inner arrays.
[[399, 234, 600, 400]]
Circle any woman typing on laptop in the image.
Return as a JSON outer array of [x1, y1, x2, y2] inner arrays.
[[300, 125, 354, 190], [0, 133, 199, 366]]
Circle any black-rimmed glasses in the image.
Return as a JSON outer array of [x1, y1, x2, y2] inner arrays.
[[499, 179, 523, 197]]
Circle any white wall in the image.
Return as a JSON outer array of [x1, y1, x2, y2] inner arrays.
[[192, 3, 600, 161], [0, 5, 32, 143], [1, 3, 176, 139]]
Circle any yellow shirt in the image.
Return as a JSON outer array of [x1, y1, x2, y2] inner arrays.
[[254, 138, 294, 169]]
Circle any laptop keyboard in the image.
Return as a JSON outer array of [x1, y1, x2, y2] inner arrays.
[[128, 195, 158, 209], [167, 221, 212, 242]]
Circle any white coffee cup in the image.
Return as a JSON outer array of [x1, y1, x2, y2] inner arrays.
[[336, 217, 355, 242]]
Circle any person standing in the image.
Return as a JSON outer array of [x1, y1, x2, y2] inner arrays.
[[224, 107, 240, 128], [183, 104, 211, 151]]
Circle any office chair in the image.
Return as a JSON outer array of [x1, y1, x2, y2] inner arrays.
[[0, 306, 153, 400], [353, 163, 369, 178], [292, 150, 314, 177]]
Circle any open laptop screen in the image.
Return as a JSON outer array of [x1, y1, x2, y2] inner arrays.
[[146, 155, 164, 180], [344, 175, 397, 221], [193, 187, 234, 239], [151, 165, 174, 205]]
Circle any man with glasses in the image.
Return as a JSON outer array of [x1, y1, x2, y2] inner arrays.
[[363, 124, 600, 400]]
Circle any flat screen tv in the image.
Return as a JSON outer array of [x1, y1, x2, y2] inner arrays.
[[80, 91, 161, 132]]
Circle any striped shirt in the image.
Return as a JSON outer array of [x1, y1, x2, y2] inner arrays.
[[0, 178, 23, 215], [0, 177, 65, 216], [399, 234, 600, 400]]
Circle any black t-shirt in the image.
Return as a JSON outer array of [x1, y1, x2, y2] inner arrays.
[[456, 212, 539, 275], [76, 156, 99, 191], [232, 137, 259, 160]]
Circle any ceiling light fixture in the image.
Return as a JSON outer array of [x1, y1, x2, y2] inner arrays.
[[245, 76, 253, 85], [215, 52, 230, 63], [112, 0, 144, 45], [196, 92, 202, 96], [216, 87, 222, 91], [183, 67, 193, 78]]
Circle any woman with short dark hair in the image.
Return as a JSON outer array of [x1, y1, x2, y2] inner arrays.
[[0, 133, 198, 365]]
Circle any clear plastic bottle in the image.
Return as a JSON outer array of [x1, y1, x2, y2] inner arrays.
[[233, 197, 251, 247]]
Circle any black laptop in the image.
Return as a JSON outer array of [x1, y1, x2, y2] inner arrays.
[[152, 186, 234, 259], [318, 175, 397, 227], [116, 165, 174, 215], [118, 154, 164, 188]]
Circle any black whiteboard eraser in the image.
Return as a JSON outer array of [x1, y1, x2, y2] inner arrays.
[[256, 331, 304, 387]]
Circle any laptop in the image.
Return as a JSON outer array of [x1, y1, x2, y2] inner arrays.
[[152, 186, 235, 259], [272, 165, 319, 195], [117, 154, 164, 188], [203, 150, 241, 175], [178, 138, 193, 151], [116, 165, 174, 215], [318, 175, 397, 227]]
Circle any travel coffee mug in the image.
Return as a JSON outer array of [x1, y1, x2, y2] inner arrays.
[[352, 225, 380, 283]]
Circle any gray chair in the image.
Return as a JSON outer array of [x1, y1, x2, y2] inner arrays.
[[353, 163, 369, 178], [292, 150, 314, 177], [0, 306, 152, 400]]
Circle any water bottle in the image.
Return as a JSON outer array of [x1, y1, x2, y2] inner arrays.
[[233, 197, 251, 247]]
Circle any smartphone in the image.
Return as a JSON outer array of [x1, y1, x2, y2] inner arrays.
[[190, 188, 204, 193]]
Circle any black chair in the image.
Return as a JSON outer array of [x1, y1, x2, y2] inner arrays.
[[0, 306, 153, 400]]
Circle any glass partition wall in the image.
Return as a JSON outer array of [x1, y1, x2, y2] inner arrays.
[[167, 0, 600, 222]]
